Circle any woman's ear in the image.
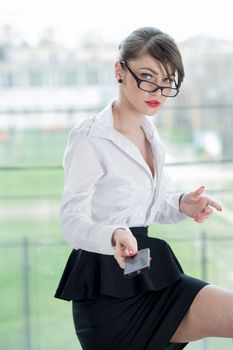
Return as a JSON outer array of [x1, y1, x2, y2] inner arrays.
[[115, 61, 123, 83]]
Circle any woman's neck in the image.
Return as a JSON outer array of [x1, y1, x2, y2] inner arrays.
[[112, 99, 145, 136]]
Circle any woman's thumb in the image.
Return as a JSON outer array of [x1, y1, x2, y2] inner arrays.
[[125, 247, 136, 257], [125, 241, 137, 256], [193, 185, 205, 197]]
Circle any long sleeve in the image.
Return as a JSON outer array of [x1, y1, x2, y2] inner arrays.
[[60, 126, 129, 255], [154, 192, 188, 224]]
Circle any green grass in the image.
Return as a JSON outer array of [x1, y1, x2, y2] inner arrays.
[[0, 242, 81, 350], [0, 169, 63, 196], [161, 130, 192, 144], [0, 128, 68, 167]]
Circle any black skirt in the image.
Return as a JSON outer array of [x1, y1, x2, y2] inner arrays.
[[55, 226, 209, 349]]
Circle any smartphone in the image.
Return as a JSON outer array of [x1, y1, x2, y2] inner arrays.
[[124, 248, 151, 278]]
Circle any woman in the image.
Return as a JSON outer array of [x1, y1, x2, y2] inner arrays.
[[54, 27, 233, 350]]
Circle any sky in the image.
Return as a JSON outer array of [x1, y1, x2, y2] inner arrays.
[[0, 0, 233, 47]]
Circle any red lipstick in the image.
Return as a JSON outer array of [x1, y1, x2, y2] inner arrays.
[[145, 100, 160, 108]]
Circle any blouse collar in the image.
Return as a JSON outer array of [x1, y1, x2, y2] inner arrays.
[[89, 99, 165, 185]]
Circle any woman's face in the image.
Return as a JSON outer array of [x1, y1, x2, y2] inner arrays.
[[116, 54, 176, 116]]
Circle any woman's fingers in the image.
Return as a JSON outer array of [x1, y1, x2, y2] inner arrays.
[[207, 198, 222, 212], [118, 232, 138, 253], [194, 217, 203, 223], [200, 206, 213, 215], [190, 187, 222, 212], [194, 206, 213, 223], [114, 249, 135, 269], [191, 186, 205, 200], [113, 230, 138, 269], [115, 255, 126, 269]]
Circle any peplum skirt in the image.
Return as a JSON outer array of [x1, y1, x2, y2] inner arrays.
[[54, 226, 209, 349]]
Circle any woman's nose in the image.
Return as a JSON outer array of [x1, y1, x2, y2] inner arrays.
[[149, 87, 162, 97]]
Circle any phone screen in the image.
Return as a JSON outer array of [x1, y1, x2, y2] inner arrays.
[[124, 248, 150, 278]]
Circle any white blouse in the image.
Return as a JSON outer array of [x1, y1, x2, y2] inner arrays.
[[60, 100, 187, 255]]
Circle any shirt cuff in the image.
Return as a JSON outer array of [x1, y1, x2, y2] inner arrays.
[[96, 224, 132, 255], [167, 192, 189, 220]]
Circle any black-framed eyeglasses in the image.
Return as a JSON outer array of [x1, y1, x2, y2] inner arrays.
[[121, 60, 179, 98]]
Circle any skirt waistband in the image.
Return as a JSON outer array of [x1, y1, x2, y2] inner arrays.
[[129, 226, 148, 236], [54, 228, 185, 301]]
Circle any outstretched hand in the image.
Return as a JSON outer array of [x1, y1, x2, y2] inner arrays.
[[179, 186, 222, 223]]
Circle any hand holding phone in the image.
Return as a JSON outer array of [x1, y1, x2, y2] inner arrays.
[[124, 248, 151, 278]]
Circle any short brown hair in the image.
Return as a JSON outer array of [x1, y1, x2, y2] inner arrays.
[[119, 27, 184, 88]]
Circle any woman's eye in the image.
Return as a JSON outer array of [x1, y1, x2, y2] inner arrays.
[[141, 73, 153, 81], [163, 77, 174, 84]]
